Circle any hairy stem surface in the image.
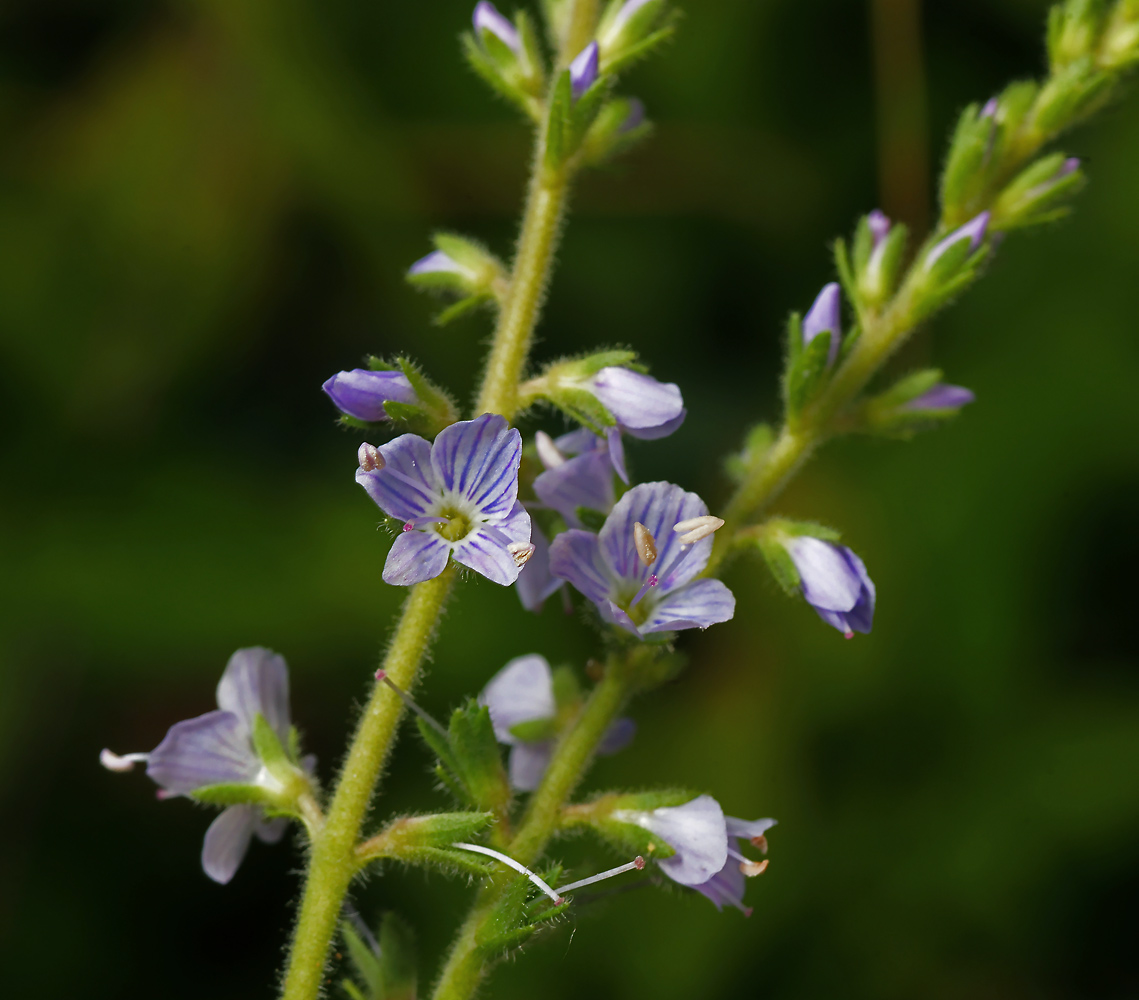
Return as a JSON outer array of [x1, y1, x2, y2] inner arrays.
[[282, 569, 455, 1000]]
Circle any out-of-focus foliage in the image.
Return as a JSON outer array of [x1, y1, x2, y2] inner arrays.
[[1, 1, 1136, 998]]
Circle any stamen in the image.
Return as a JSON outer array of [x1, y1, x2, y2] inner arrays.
[[100, 749, 148, 773], [739, 858, 769, 877], [508, 542, 536, 567], [633, 522, 657, 567], [672, 515, 725, 545], [555, 856, 645, 895], [358, 442, 385, 472], [535, 430, 566, 469], [403, 516, 449, 533], [375, 670, 449, 739], [628, 572, 658, 609], [752, 834, 769, 854], [451, 842, 564, 905]]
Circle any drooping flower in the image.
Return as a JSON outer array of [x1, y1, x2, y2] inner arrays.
[[100, 648, 306, 884], [802, 282, 843, 368], [472, 1, 520, 52], [479, 654, 635, 790], [356, 413, 531, 587], [569, 42, 600, 99], [613, 795, 774, 914], [783, 536, 875, 637], [322, 369, 419, 423], [549, 481, 735, 638], [925, 211, 991, 270], [901, 383, 975, 413]]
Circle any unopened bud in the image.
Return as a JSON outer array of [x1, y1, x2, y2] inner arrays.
[[508, 542, 536, 567], [358, 442, 384, 472], [672, 515, 725, 545], [740, 858, 769, 877], [633, 522, 657, 567], [534, 430, 566, 469]]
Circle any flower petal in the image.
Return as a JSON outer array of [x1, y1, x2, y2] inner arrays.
[[786, 537, 863, 612], [255, 816, 290, 845], [605, 427, 629, 484], [533, 451, 614, 527], [549, 529, 613, 605], [599, 481, 711, 589], [147, 711, 259, 794], [623, 408, 686, 441], [216, 647, 290, 743], [516, 523, 563, 612], [201, 804, 257, 884], [640, 578, 736, 633], [509, 741, 553, 791], [621, 794, 728, 886], [725, 816, 777, 840], [321, 369, 417, 422], [382, 530, 451, 586], [452, 519, 530, 586], [357, 433, 439, 522], [598, 717, 636, 755], [554, 427, 604, 456], [692, 861, 748, 913], [479, 654, 556, 745], [587, 367, 684, 430], [431, 414, 522, 518]]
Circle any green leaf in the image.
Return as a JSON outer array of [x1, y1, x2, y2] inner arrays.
[[448, 701, 512, 815], [417, 717, 462, 778]]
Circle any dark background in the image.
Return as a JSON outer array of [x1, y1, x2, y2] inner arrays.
[[2, 1, 1137, 998]]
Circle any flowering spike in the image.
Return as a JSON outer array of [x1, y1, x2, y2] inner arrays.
[[358, 442, 384, 472], [555, 856, 647, 895], [100, 749, 148, 772], [569, 41, 600, 100], [633, 521, 658, 567], [673, 515, 725, 545], [375, 670, 449, 739], [451, 841, 563, 904]]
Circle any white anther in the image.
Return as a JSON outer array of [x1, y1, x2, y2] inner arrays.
[[739, 858, 769, 878], [534, 431, 566, 470], [633, 522, 657, 567], [100, 749, 148, 773], [358, 442, 385, 472], [672, 515, 725, 545], [508, 542, 536, 567]]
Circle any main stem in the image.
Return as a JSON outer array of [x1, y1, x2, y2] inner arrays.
[[282, 569, 454, 1000], [431, 663, 631, 1000]]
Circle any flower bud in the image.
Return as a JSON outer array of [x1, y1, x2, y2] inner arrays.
[[599, 0, 666, 58], [322, 369, 419, 423], [1100, 1, 1139, 69], [901, 384, 975, 412], [924, 211, 990, 271], [801, 283, 842, 367], [473, 1, 521, 53], [992, 154, 1084, 230], [569, 41, 600, 100]]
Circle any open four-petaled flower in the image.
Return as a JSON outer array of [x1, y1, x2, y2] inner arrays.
[[356, 413, 531, 587], [549, 482, 735, 637]]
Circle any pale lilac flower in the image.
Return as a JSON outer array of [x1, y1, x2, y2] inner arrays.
[[515, 522, 563, 612], [901, 383, 975, 412], [784, 536, 875, 637], [549, 482, 735, 638], [925, 211, 991, 270], [691, 816, 777, 915], [613, 795, 729, 886], [473, 1, 520, 52], [802, 282, 842, 367], [322, 369, 418, 423], [569, 41, 600, 99], [100, 648, 299, 884], [479, 654, 635, 790], [867, 209, 891, 248], [356, 414, 529, 587], [408, 250, 474, 279], [532, 435, 615, 528]]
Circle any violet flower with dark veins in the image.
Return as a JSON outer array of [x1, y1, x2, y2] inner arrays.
[[479, 655, 635, 790], [322, 369, 419, 423], [100, 648, 309, 885], [549, 481, 734, 638], [783, 536, 875, 638], [356, 413, 531, 587]]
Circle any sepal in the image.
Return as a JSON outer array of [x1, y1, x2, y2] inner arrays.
[[1033, 56, 1112, 133], [783, 316, 833, 419], [1100, 1, 1139, 69], [748, 518, 843, 596], [465, 7, 545, 118], [356, 811, 496, 864], [340, 912, 416, 1000], [940, 101, 998, 223], [561, 790, 697, 857], [844, 215, 908, 310], [347, 356, 458, 438], [991, 153, 1084, 230], [474, 864, 568, 957], [580, 96, 653, 166], [598, 1, 678, 76], [856, 369, 975, 438], [1048, 0, 1105, 71]]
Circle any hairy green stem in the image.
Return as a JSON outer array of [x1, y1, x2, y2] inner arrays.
[[282, 569, 455, 1000], [431, 662, 631, 1000]]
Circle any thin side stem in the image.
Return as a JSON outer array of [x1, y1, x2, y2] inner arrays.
[[431, 663, 631, 1000], [281, 568, 455, 1000]]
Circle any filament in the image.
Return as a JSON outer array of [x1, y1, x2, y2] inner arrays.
[[451, 842, 563, 904], [374, 670, 449, 738]]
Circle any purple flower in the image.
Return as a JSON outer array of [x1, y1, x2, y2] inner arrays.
[[901, 383, 975, 412], [479, 655, 635, 790], [515, 522, 564, 612], [473, 1, 520, 52], [925, 211, 991, 270], [532, 431, 616, 528], [691, 815, 777, 915], [356, 413, 531, 587], [867, 209, 892, 248], [549, 481, 735, 638], [784, 536, 875, 637], [408, 250, 474, 279], [802, 282, 842, 368], [569, 42, 600, 99], [322, 369, 419, 423], [100, 648, 302, 884]]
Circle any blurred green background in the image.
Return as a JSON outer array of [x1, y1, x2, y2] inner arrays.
[[2, 1, 1137, 997]]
